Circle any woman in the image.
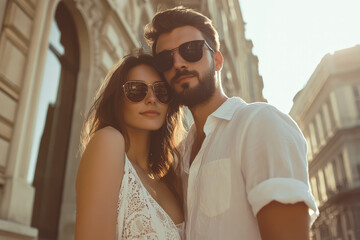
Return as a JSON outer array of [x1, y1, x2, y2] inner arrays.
[[75, 53, 185, 239]]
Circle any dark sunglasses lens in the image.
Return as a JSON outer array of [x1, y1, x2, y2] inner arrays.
[[124, 82, 147, 102], [154, 40, 206, 72], [154, 51, 173, 72], [179, 40, 204, 62], [153, 82, 171, 103]]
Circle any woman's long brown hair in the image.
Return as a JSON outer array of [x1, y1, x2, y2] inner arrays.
[[80, 53, 185, 199]]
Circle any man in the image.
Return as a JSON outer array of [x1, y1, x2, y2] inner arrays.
[[145, 6, 318, 239]]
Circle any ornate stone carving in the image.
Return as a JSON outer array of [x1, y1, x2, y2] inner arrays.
[[73, 0, 104, 70]]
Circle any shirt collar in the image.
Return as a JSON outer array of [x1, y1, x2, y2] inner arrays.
[[182, 97, 246, 172], [210, 97, 246, 121]]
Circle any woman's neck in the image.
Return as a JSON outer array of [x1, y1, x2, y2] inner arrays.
[[125, 128, 151, 171]]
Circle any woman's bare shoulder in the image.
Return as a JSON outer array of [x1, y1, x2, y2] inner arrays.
[[77, 126, 126, 190], [92, 126, 125, 143], [84, 127, 125, 156]]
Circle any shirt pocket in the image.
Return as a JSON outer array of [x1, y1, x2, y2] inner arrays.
[[199, 158, 231, 218]]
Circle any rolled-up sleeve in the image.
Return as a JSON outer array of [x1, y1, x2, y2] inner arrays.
[[248, 178, 318, 223], [241, 104, 319, 223]]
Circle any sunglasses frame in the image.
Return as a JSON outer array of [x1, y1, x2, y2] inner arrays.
[[154, 40, 216, 72], [122, 80, 171, 104]]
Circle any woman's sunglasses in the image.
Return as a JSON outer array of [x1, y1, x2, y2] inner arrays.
[[154, 40, 215, 72], [122, 80, 171, 104]]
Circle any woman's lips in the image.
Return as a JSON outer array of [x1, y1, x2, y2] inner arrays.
[[140, 110, 160, 117]]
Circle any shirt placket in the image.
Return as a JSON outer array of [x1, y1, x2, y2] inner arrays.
[[186, 118, 216, 237]]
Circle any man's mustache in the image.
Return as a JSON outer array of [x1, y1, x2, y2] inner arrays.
[[171, 69, 199, 85]]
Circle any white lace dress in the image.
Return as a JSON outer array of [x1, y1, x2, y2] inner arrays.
[[116, 155, 184, 240]]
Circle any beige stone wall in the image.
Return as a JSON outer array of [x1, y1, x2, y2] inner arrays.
[[207, 0, 265, 102], [0, 0, 54, 238]]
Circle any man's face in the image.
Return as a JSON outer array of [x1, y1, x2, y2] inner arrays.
[[155, 26, 217, 107]]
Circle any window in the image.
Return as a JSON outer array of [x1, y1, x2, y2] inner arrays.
[[344, 210, 355, 239], [335, 153, 348, 190], [319, 222, 331, 239], [327, 100, 337, 131], [315, 113, 325, 147], [309, 122, 318, 154], [332, 160, 339, 187], [318, 170, 328, 202], [31, 3, 80, 239], [28, 20, 63, 183], [305, 133, 313, 161], [319, 109, 328, 139], [322, 103, 332, 137], [311, 177, 320, 205], [336, 214, 344, 238], [324, 162, 336, 193], [352, 85, 360, 119], [345, 210, 353, 229], [0, 0, 8, 33]]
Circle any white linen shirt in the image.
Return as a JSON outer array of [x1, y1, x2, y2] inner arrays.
[[181, 97, 319, 240]]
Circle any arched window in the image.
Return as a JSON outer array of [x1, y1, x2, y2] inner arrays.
[[28, 19, 63, 184], [31, 2, 80, 239], [0, 1, 8, 32]]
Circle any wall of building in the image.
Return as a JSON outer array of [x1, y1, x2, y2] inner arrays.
[[0, 0, 51, 238], [290, 45, 360, 240]]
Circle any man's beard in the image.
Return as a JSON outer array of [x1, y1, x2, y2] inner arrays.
[[171, 63, 216, 107]]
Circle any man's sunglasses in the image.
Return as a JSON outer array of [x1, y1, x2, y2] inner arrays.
[[122, 80, 171, 104], [154, 40, 215, 72]]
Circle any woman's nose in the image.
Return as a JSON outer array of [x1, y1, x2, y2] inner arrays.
[[144, 86, 157, 104]]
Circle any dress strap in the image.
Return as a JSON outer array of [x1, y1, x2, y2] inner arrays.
[[123, 154, 130, 172]]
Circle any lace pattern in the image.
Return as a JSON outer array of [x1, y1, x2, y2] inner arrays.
[[116, 156, 182, 240]]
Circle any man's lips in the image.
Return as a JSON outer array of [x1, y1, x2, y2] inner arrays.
[[171, 70, 199, 85], [140, 110, 160, 117], [175, 75, 194, 84]]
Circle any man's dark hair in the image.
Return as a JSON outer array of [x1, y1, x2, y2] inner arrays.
[[144, 6, 220, 54]]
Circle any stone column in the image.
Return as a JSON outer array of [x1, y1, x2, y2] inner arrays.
[[0, 0, 58, 238]]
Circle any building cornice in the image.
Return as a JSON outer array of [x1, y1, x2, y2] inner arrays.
[[290, 45, 360, 122]]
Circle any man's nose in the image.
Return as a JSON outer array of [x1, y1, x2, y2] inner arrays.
[[172, 50, 188, 70]]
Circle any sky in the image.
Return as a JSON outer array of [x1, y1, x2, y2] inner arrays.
[[238, 0, 360, 113]]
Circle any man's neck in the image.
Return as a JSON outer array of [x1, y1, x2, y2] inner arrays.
[[189, 90, 228, 136]]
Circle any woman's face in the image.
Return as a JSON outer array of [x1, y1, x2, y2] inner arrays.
[[122, 64, 169, 132]]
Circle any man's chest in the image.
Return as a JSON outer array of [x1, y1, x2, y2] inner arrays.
[[189, 134, 206, 166]]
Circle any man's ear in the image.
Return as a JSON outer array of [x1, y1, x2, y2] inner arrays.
[[213, 51, 224, 71]]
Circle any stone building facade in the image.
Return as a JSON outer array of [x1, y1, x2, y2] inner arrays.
[[290, 45, 360, 240], [0, 0, 264, 239]]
